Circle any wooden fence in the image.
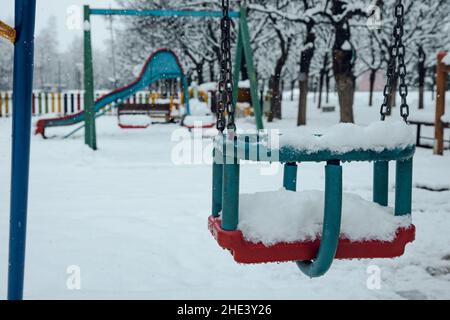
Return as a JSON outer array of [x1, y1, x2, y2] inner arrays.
[[0, 91, 165, 117]]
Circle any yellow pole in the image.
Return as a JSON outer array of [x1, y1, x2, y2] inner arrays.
[[0, 20, 16, 44], [5, 92, 10, 116], [57, 92, 62, 114], [0, 93, 3, 117], [51, 92, 55, 113]]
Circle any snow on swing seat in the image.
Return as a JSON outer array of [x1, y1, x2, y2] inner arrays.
[[238, 190, 412, 245], [216, 121, 416, 163], [209, 190, 415, 264]]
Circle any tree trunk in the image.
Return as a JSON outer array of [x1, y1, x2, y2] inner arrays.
[[369, 68, 376, 107], [269, 74, 282, 120], [297, 76, 308, 125], [325, 70, 330, 104], [313, 77, 317, 103], [318, 53, 328, 109], [331, 1, 356, 123], [209, 61, 215, 82], [418, 46, 426, 109], [297, 28, 315, 126], [333, 48, 355, 123], [196, 62, 204, 85], [318, 74, 324, 109], [419, 85, 425, 109], [387, 74, 398, 115], [290, 80, 295, 101]]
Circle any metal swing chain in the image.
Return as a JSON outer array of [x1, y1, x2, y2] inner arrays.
[[217, 0, 235, 132], [380, 0, 410, 122]]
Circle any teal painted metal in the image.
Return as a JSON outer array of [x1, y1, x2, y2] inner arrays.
[[277, 145, 415, 163], [283, 163, 298, 191], [222, 152, 240, 231], [90, 8, 240, 18], [296, 162, 343, 278], [373, 161, 389, 206], [238, 8, 264, 130], [395, 158, 413, 216], [212, 148, 223, 217], [63, 101, 117, 139], [216, 136, 416, 163], [231, 19, 243, 114], [84, 5, 96, 150]]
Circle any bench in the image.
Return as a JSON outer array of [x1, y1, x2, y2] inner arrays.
[[408, 119, 450, 149], [118, 103, 173, 122]]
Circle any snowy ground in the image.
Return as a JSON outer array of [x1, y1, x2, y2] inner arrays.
[[0, 91, 449, 300]]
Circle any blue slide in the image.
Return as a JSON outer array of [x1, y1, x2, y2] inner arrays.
[[36, 48, 190, 138]]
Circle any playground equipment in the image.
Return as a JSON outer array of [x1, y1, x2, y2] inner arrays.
[[82, 6, 262, 149], [1, 0, 37, 300], [209, 0, 415, 278], [408, 52, 449, 153], [35, 48, 189, 139], [117, 101, 175, 129], [35, 6, 263, 149]]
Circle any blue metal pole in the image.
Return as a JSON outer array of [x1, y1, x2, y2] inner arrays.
[[7, 0, 37, 300]]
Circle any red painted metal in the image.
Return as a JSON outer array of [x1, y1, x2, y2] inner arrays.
[[31, 93, 36, 116], [208, 216, 415, 264], [183, 123, 215, 130], [118, 124, 150, 129]]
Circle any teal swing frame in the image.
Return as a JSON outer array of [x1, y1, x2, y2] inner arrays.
[[82, 6, 264, 150], [210, 135, 415, 277]]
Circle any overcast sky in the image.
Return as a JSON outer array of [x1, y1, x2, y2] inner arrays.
[[1, 0, 120, 51]]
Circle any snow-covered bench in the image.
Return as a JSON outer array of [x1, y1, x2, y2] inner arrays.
[[408, 111, 450, 149]]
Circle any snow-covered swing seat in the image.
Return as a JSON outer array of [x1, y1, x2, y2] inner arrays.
[[208, 121, 416, 278]]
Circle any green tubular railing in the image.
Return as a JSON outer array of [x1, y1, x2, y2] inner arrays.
[[296, 161, 343, 278], [373, 161, 389, 206], [283, 163, 298, 192]]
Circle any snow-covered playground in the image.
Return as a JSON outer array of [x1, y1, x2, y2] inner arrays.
[[1, 92, 449, 299]]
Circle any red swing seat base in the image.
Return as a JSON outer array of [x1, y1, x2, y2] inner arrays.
[[183, 123, 215, 130], [208, 216, 415, 264], [118, 124, 150, 129]]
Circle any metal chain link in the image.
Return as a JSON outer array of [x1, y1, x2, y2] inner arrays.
[[217, 0, 235, 132], [380, 0, 410, 122]]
